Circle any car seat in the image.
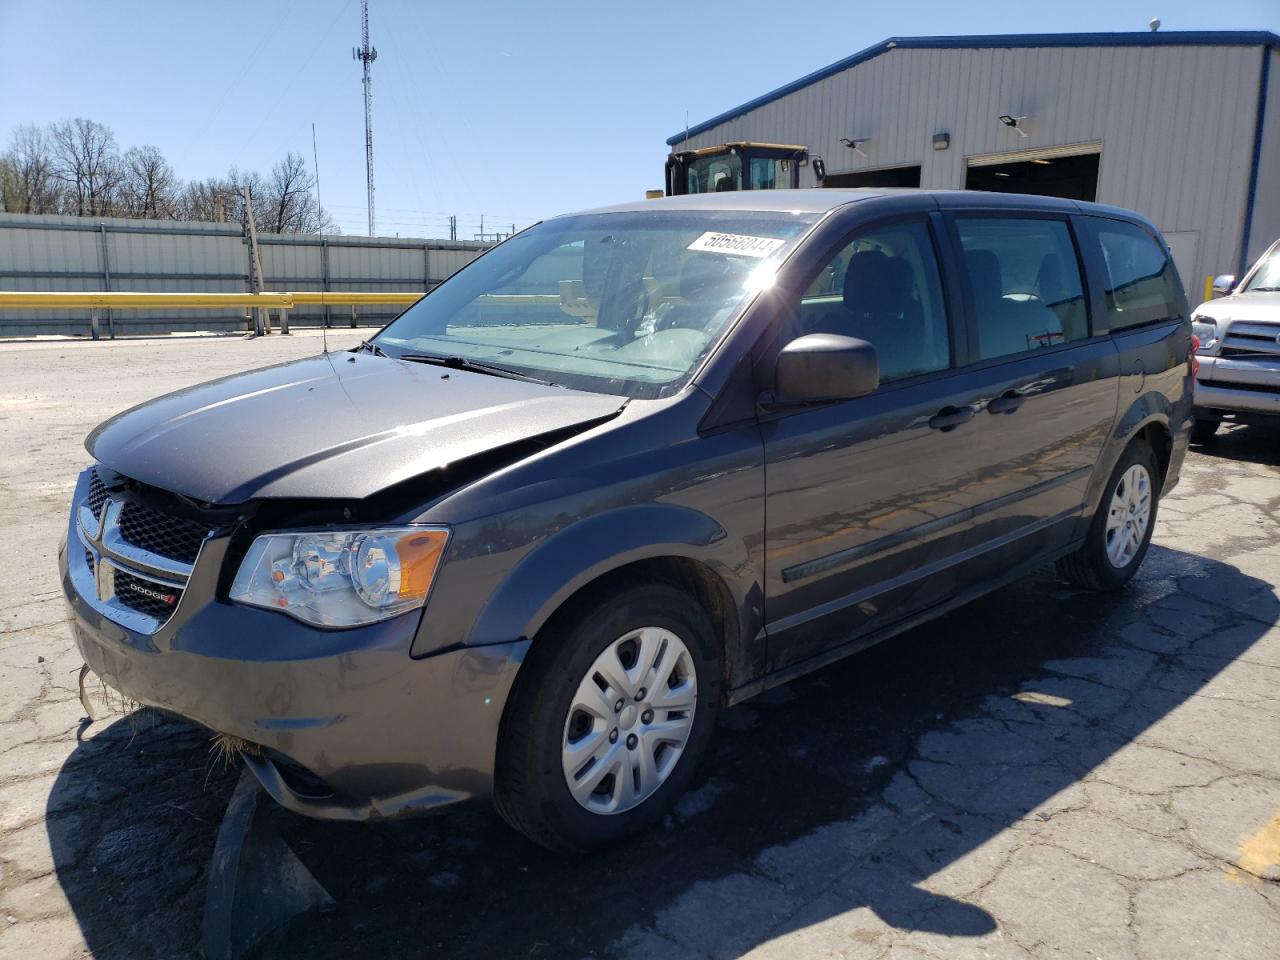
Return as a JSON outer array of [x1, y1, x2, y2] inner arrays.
[[840, 250, 926, 378]]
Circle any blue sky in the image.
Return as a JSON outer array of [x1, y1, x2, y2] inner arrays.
[[2, 0, 1277, 238]]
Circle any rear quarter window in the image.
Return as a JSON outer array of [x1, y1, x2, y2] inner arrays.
[[1093, 220, 1182, 330]]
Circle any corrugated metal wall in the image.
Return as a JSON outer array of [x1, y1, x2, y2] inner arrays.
[[0, 213, 488, 336], [1246, 47, 1280, 274], [672, 42, 1270, 293], [257, 234, 488, 327]]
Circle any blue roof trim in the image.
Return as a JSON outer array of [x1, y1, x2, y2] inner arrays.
[[667, 31, 1280, 146]]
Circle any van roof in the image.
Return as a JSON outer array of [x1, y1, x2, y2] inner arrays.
[[571, 189, 1144, 222]]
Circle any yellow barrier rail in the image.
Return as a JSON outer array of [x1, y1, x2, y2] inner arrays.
[[287, 291, 421, 306], [0, 291, 295, 309], [0, 289, 429, 339]]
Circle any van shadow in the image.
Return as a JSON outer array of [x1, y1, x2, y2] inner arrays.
[[47, 544, 1278, 960], [1194, 421, 1280, 467]]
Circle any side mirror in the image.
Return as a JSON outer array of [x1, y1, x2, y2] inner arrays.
[[772, 333, 880, 405], [1211, 274, 1236, 297]]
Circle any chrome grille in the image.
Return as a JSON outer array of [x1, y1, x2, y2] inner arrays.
[[119, 501, 209, 565], [72, 466, 210, 635], [1220, 344, 1280, 358], [113, 568, 183, 621], [1220, 321, 1280, 359], [87, 470, 108, 520], [1199, 378, 1280, 396]]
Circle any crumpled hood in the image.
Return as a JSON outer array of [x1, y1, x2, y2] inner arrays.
[[1193, 290, 1280, 325], [87, 352, 624, 504]]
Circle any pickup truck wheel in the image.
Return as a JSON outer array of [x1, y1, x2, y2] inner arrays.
[[1190, 417, 1220, 443], [1056, 440, 1160, 591], [494, 580, 721, 854]]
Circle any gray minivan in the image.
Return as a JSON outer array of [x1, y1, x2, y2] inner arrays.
[[62, 190, 1193, 852]]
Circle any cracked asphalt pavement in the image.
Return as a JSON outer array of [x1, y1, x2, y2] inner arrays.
[[1, 332, 1279, 959]]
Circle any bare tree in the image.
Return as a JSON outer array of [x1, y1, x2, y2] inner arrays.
[[176, 174, 234, 223], [119, 145, 178, 219], [226, 165, 269, 227], [0, 124, 62, 213], [4, 118, 336, 232], [263, 153, 319, 233], [0, 158, 15, 212], [222, 154, 333, 234], [49, 118, 123, 216], [174, 167, 255, 225]]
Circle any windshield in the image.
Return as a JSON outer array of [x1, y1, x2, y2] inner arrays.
[[374, 209, 819, 398], [1244, 245, 1280, 292], [685, 154, 742, 194]]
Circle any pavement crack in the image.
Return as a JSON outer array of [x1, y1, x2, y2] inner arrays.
[[0, 617, 73, 635], [1126, 740, 1258, 779]]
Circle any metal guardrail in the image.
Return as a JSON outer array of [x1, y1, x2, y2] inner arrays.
[[0, 292, 295, 309], [0, 290, 572, 339], [286, 292, 421, 306], [0, 290, 426, 339]]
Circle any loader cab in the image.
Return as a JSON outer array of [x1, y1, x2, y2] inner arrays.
[[666, 142, 808, 196]]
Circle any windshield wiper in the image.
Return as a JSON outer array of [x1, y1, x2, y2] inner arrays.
[[397, 353, 558, 386], [1248, 286, 1280, 292], [357, 340, 387, 356]]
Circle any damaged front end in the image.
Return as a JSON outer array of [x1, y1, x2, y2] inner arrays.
[[62, 415, 603, 820]]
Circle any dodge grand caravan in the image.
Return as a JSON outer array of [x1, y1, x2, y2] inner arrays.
[[62, 190, 1193, 853]]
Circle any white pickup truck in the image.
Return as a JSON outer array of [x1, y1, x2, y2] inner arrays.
[[1190, 237, 1280, 441]]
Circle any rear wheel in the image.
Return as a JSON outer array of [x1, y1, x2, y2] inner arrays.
[[1190, 417, 1220, 444], [494, 580, 721, 854], [1056, 440, 1160, 591]]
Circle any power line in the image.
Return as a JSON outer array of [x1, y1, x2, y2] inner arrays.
[[171, 0, 301, 170], [327, 204, 538, 221], [239, 0, 355, 148]]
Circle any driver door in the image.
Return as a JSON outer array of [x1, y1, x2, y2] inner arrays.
[[760, 215, 1002, 673]]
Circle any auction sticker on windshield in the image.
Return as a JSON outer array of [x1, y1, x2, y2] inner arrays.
[[688, 232, 787, 258]]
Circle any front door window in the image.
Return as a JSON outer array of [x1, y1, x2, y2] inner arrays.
[[796, 220, 951, 382]]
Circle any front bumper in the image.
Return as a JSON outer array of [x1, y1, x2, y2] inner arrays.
[[60, 478, 528, 821], [1194, 356, 1280, 419]]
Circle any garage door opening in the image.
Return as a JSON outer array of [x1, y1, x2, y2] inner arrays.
[[965, 152, 1099, 201], [823, 164, 921, 188]]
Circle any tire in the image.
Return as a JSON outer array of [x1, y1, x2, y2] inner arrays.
[[493, 579, 721, 854], [1056, 440, 1160, 591], [1190, 417, 1220, 444]]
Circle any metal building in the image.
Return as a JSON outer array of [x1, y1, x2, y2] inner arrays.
[[666, 31, 1279, 294]]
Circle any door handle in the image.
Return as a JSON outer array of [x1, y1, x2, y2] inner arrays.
[[987, 390, 1025, 415], [929, 405, 976, 431]]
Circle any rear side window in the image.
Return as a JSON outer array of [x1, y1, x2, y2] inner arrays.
[[1094, 220, 1182, 330], [797, 220, 950, 383], [955, 218, 1089, 361]]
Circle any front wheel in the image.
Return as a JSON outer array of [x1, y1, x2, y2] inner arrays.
[[1056, 440, 1160, 591], [494, 580, 721, 854]]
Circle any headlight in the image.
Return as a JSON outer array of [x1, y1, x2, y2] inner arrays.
[[229, 527, 448, 627], [1190, 315, 1220, 354]]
